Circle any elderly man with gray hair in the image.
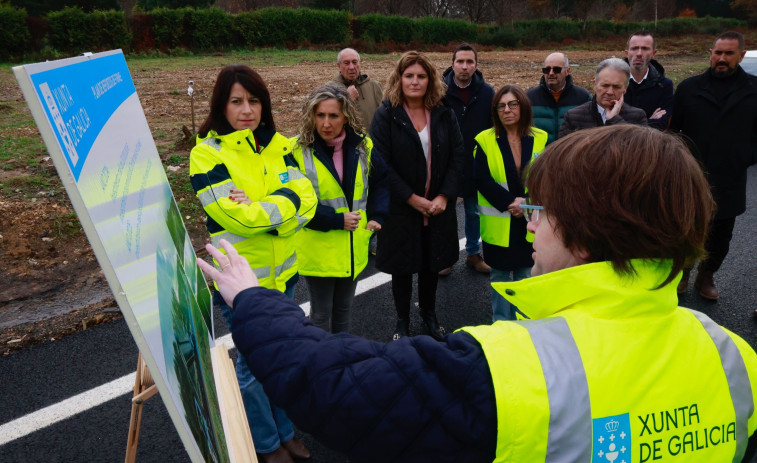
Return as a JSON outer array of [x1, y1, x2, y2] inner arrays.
[[559, 57, 647, 138], [332, 47, 384, 130]]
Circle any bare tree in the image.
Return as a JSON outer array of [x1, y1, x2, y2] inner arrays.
[[454, 0, 494, 21], [411, 0, 454, 16], [489, 0, 528, 26]]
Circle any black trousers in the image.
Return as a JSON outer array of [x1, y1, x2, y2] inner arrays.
[[390, 227, 439, 319], [701, 217, 737, 273]]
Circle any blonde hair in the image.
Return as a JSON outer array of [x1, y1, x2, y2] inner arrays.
[[298, 82, 366, 146], [384, 51, 446, 109]]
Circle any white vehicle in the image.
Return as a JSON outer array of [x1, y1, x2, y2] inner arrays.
[[742, 50, 757, 76]]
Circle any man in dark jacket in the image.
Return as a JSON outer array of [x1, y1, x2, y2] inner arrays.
[[526, 52, 591, 145], [442, 43, 495, 275], [670, 31, 757, 302], [624, 30, 674, 130], [559, 58, 647, 138]]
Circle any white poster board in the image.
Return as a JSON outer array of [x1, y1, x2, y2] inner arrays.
[[14, 50, 229, 463]]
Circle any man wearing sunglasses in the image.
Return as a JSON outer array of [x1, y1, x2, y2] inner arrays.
[[526, 52, 590, 145]]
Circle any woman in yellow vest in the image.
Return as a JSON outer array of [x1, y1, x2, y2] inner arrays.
[[189, 65, 315, 462], [200, 125, 757, 462], [292, 83, 389, 333], [474, 84, 547, 321]]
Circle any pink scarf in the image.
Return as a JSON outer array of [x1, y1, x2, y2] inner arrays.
[[326, 129, 347, 182]]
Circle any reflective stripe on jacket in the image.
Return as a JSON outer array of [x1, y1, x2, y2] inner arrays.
[[463, 260, 757, 462], [474, 127, 547, 247], [292, 138, 373, 278], [189, 128, 317, 291]]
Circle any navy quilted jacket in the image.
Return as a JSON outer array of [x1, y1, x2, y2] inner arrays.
[[231, 287, 497, 462]]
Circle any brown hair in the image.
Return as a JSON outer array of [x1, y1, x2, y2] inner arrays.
[[527, 125, 715, 287], [198, 65, 275, 137], [298, 82, 366, 146], [491, 84, 533, 138], [384, 51, 446, 109]]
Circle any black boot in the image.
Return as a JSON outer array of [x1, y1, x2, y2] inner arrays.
[[393, 318, 409, 341], [420, 309, 445, 341]]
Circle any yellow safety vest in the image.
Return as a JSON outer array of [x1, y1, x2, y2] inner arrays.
[[474, 127, 547, 246], [462, 260, 757, 462], [189, 129, 317, 291], [292, 137, 373, 279]]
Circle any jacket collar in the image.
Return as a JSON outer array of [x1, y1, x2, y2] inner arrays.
[[494, 259, 679, 321], [198, 126, 279, 153], [623, 58, 665, 88], [334, 72, 369, 86], [443, 66, 486, 94]]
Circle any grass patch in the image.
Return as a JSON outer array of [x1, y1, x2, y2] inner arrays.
[[3, 174, 52, 189], [50, 211, 81, 238]]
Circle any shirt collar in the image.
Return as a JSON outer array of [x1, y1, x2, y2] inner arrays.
[[596, 104, 607, 123], [631, 67, 650, 84]]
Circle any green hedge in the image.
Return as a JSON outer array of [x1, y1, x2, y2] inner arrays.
[[150, 7, 186, 49], [46, 7, 130, 53], [0, 4, 31, 61], [355, 14, 416, 43], [0, 9, 750, 62], [184, 8, 233, 49], [416, 17, 477, 44]]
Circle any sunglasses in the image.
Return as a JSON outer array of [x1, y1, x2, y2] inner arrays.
[[542, 66, 563, 74]]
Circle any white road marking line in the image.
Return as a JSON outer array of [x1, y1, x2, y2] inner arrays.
[[0, 238, 466, 444]]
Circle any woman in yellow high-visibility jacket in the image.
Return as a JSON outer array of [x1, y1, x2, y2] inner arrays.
[[474, 84, 547, 322], [189, 65, 315, 462], [291, 83, 389, 333]]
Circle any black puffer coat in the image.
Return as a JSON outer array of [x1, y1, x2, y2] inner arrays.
[[370, 100, 465, 274]]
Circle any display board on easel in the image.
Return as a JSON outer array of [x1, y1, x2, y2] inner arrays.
[[13, 50, 252, 463]]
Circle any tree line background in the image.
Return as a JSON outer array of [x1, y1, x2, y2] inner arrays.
[[7, 0, 757, 24]]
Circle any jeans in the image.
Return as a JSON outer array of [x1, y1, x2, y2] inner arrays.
[[305, 275, 358, 333], [215, 289, 295, 453], [490, 266, 531, 322], [463, 193, 481, 257]]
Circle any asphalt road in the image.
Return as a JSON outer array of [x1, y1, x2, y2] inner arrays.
[[1, 166, 756, 463]]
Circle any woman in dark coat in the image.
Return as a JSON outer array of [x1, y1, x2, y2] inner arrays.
[[370, 51, 465, 341]]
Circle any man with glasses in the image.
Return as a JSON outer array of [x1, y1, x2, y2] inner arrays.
[[670, 31, 757, 302], [623, 30, 674, 130], [441, 43, 495, 275], [559, 58, 647, 138], [526, 52, 590, 145]]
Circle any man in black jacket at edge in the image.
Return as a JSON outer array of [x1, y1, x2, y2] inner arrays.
[[670, 31, 757, 303]]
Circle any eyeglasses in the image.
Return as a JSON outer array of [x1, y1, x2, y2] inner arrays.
[[542, 66, 563, 74], [520, 204, 544, 222], [496, 100, 520, 112]]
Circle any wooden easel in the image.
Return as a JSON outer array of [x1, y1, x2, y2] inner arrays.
[[124, 353, 158, 463], [124, 345, 256, 462]]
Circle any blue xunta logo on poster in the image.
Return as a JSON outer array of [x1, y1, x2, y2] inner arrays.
[[592, 413, 632, 463]]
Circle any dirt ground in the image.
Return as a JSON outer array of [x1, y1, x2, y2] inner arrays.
[[0, 45, 709, 354]]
